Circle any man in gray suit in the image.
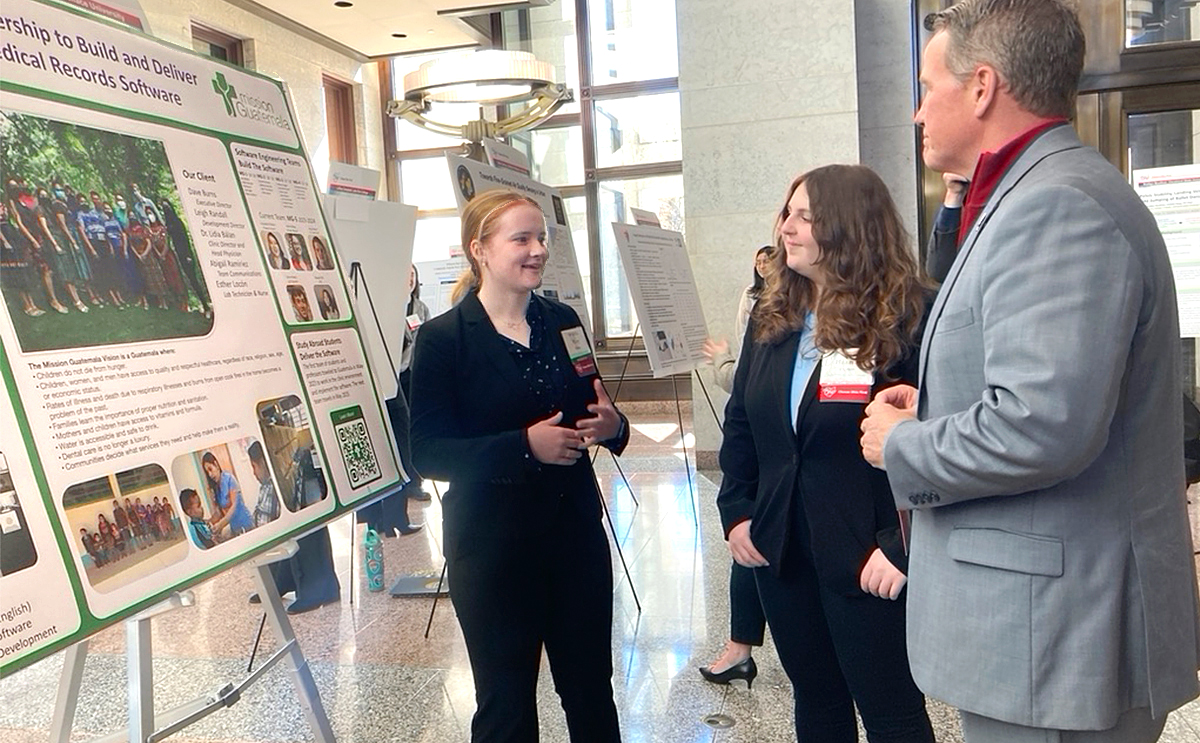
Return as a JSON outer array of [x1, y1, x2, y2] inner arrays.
[[860, 1, 1200, 740]]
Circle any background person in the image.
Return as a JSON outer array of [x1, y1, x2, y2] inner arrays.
[[411, 189, 629, 742], [924, 172, 969, 282], [718, 164, 934, 742], [697, 244, 773, 686]]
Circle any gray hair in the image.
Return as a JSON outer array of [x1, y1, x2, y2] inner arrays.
[[926, 0, 1084, 119]]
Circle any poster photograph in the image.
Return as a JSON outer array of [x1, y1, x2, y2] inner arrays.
[[0, 110, 213, 353], [62, 463, 187, 591]]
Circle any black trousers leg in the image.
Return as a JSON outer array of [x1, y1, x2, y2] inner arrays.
[[818, 585, 932, 743], [543, 508, 621, 743], [756, 558, 857, 743], [291, 527, 340, 603], [756, 549, 934, 743], [448, 529, 543, 742], [729, 561, 765, 646]]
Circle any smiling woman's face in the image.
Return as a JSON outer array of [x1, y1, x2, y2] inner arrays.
[[475, 203, 548, 293]]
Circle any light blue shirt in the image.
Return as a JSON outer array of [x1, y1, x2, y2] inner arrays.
[[789, 313, 820, 433]]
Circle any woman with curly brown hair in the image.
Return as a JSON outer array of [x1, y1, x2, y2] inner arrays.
[[716, 164, 935, 742]]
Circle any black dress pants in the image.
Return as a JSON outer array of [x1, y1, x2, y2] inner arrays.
[[447, 495, 621, 743], [271, 526, 340, 603], [729, 561, 765, 646], [755, 546, 933, 743]]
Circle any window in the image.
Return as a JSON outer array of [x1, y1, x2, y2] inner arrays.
[[384, 0, 683, 347], [191, 24, 243, 67], [322, 76, 357, 165], [588, 0, 678, 84]]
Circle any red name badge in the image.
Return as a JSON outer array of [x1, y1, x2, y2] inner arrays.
[[818, 383, 871, 402]]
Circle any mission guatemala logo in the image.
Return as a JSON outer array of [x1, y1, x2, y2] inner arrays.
[[211, 71, 293, 132]]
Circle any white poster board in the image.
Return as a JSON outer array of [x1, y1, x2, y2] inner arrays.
[[482, 138, 532, 177], [416, 256, 471, 319], [1133, 164, 1200, 338], [321, 195, 418, 401], [612, 223, 708, 377], [446, 155, 590, 326], [327, 162, 381, 200]]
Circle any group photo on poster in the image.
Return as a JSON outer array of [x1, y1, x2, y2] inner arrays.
[[0, 111, 213, 352], [61, 463, 187, 592]]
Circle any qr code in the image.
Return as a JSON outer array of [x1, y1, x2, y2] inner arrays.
[[334, 412, 381, 489]]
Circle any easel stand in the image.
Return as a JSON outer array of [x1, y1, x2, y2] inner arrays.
[[50, 542, 335, 743], [671, 371, 699, 526]]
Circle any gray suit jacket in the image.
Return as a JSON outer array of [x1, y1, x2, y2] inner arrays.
[[884, 125, 1200, 729]]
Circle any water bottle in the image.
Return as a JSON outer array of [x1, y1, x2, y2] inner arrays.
[[363, 528, 384, 592]]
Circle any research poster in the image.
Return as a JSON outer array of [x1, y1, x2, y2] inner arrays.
[[1133, 164, 1200, 338], [446, 154, 590, 326], [415, 256, 470, 319], [0, 0, 401, 676], [326, 162, 380, 200], [611, 223, 708, 377]]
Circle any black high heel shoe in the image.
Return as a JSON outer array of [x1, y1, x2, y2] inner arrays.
[[699, 656, 758, 688]]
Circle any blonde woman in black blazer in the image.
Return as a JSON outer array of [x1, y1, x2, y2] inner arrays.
[[411, 189, 628, 743], [717, 165, 935, 743]]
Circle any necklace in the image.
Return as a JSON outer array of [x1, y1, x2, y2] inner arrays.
[[497, 317, 526, 331]]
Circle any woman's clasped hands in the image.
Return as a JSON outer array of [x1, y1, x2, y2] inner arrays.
[[528, 380, 621, 466]]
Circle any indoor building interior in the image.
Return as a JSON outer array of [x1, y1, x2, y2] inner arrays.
[[2, 0, 1200, 741]]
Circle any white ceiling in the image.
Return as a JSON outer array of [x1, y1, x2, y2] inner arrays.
[[242, 0, 513, 59]]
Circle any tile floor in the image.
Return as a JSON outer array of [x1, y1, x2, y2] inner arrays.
[[3, 402, 1200, 742]]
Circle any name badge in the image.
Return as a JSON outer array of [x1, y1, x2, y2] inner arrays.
[[406, 313, 423, 332], [561, 326, 597, 377], [818, 350, 873, 403]]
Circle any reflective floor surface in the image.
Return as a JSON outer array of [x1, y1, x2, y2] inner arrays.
[[3, 402, 1200, 742]]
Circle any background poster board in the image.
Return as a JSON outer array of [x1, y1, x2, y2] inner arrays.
[[321, 194, 417, 401], [326, 162, 381, 200], [416, 256, 471, 319], [446, 154, 590, 326], [482, 138, 531, 177], [611, 223, 708, 377], [1133, 164, 1200, 337], [0, 0, 401, 676]]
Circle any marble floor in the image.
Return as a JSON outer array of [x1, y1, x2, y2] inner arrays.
[[3, 402, 1200, 742]]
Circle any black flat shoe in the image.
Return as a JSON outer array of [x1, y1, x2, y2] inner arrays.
[[397, 522, 424, 536], [699, 657, 757, 688]]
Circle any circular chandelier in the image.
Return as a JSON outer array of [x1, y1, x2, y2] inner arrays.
[[387, 50, 573, 142]]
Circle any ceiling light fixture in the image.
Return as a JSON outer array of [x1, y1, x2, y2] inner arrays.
[[387, 49, 572, 145]]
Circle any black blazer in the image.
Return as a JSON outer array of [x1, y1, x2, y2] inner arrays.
[[716, 318, 921, 596], [410, 292, 629, 560]]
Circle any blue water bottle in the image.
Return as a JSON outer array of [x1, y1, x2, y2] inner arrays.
[[364, 528, 384, 592]]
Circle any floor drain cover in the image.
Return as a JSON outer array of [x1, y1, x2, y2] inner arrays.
[[702, 713, 735, 729]]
